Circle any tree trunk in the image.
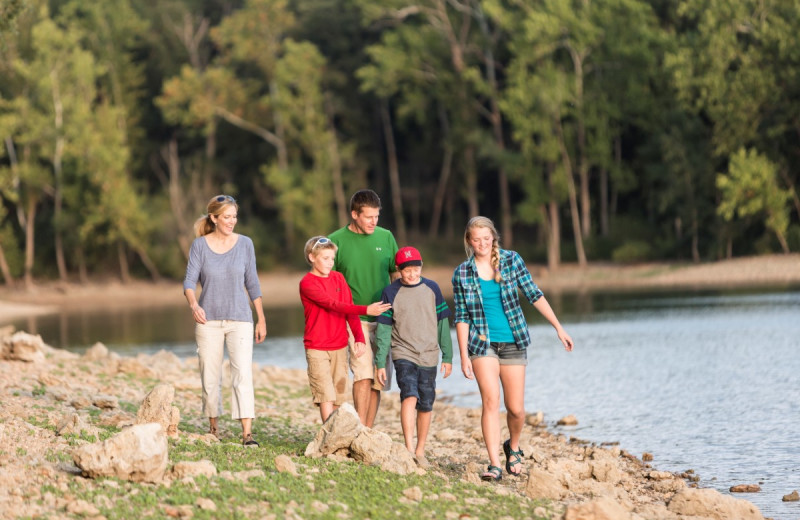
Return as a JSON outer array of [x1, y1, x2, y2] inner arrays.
[[76, 246, 88, 284], [547, 199, 561, 270], [133, 245, 161, 281], [429, 105, 454, 240], [0, 243, 14, 287], [4, 137, 27, 229], [555, 116, 587, 267], [163, 137, 191, 259], [599, 167, 609, 237], [690, 207, 700, 263], [51, 70, 68, 281], [475, 3, 513, 246], [325, 93, 348, 228], [118, 241, 130, 284], [776, 230, 791, 253], [444, 186, 455, 240], [464, 144, 479, 218], [429, 146, 454, 240], [546, 163, 561, 270], [380, 100, 407, 245], [24, 195, 36, 290], [568, 46, 591, 239], [777, 167, 800, 220], [683, 162, 700, 263]]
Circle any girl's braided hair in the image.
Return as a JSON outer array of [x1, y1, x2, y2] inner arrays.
[[464, 216, 502, 283]]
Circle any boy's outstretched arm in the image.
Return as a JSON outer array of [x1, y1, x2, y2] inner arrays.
[[438, 318, 453, 378]]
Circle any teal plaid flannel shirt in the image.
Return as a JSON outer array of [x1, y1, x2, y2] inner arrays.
[[451, 249, 543, 357]]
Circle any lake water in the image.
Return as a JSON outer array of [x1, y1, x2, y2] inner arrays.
[[11, 288, 800, 519]]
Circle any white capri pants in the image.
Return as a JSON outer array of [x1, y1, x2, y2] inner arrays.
[[195, 320, 255, 420]]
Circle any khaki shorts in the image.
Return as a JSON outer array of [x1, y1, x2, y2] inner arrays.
[[305, 347, 349, 406], [348, 320, 393, 391]]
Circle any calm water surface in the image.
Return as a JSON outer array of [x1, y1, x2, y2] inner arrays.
[[12, 289, 800, 519]]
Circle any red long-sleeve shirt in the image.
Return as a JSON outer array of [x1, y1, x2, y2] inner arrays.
[[299, 271, 366, 350]]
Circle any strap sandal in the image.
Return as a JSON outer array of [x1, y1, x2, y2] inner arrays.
[[209, 426, 218, 438], [243, 434, 259, 447], [503, 439, 524, 476], [480, 465, 502, 482]]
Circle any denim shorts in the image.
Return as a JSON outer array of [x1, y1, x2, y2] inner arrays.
[[469, 341, 527, 366], [394, 359, 437, 412]]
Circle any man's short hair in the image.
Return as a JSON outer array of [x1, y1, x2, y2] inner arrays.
[[350, 189, 381, 214]]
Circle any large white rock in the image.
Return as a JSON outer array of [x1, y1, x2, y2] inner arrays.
[[82, 342, 109, 361], [2, 332, 46, 363], [72, 423, 168, 483], [350, 428, 393, 465], [564, 496, 633, 520], [170, 460, 217, 480], [304, 403, 416, 475], [525, 468, 568, 500], [667, 487, 765, 520], [304, 403, 363, 457], [136, 384, 180, 437]]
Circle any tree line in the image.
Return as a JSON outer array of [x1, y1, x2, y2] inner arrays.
[[1, 0, 798, 288]]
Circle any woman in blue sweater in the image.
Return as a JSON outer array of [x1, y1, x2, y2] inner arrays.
[[183, 195, 266, 446]]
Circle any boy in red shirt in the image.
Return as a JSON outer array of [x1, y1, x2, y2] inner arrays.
[[299, 236, 391, 422]]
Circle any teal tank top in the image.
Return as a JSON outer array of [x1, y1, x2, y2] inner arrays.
[[479, 278, 515, 342]]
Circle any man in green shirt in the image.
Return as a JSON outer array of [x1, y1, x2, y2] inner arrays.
[[329, 189, 399, 427]]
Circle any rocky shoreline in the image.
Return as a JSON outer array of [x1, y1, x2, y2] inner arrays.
[[0, 328, 779, 520]]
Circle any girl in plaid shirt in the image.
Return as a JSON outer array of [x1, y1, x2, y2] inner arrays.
[[452, 216, 574, 481]]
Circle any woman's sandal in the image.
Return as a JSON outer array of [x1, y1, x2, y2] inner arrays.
[[480, 465, 503, 482], [503, 439, 524, 476], [242, 433, 259, 447]]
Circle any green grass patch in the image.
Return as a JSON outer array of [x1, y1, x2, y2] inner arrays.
[[119, 400, 138, 414], [27, 415, 55, 432], [65, 428, 548, 520]]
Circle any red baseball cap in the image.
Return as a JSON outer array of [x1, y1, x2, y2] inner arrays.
[[395, 246, 423, 270]]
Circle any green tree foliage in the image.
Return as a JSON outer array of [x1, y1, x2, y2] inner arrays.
[[717, 148, 791, 253], [2, 0, 800, 284], [667, 0, 800, 256], [0, 0, 25, 35], [0, 3, 157, 285], [158, 0, 339, 252]]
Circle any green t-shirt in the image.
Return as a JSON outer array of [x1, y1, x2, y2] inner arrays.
[[329, 225, 398, 321]]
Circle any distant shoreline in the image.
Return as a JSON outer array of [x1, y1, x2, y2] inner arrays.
[[1, 253, 799, 323]]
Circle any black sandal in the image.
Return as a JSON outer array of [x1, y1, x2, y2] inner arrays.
[[503, 439, 524, 476], [243, 434, 259, 447], [480, 465, 502, 481]]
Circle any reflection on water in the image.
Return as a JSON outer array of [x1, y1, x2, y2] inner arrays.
[[10, 288, 745, 349], [8, 287, 800, 519], [11, 305, 307, 350]]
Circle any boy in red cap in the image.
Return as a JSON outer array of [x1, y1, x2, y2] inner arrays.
[[375, 246, 452, 466]]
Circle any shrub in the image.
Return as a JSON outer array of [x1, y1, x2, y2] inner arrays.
[[612, 241, 654, 263]]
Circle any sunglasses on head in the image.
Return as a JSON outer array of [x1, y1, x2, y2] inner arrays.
[[216, 195, 236, 203], [312, 237, 331, 249]]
